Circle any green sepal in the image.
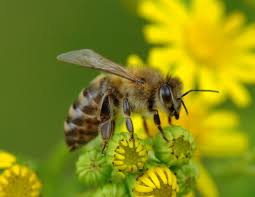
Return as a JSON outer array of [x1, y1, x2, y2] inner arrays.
[[76, 148, 112, 186], [175, 161, 198, 195], [153, 126, 196, 166], [92, 183, 130, 197]]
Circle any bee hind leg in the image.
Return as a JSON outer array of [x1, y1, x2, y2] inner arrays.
[[99, 94, 115, 153], [99, 119, 115, 153]]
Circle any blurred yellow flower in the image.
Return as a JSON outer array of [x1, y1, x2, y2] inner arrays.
[[0, 164, 42, 197], [0, 151, 16, 169], [133, 166, 179, 197], [139, 0, 255, 107]]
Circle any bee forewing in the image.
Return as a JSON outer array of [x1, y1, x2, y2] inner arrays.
[[57, 49, 142, 83]]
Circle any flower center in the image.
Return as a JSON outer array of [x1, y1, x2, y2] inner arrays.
[[148, 183, 173, 197], [184, 19, 231, 66], [170, 136, 192, 159], [123, 143, 141, 164], [113, 138, 148, 173], [133, 166, 178, 197], [5, 176, 32, 196], [0, 165, 41, 197]]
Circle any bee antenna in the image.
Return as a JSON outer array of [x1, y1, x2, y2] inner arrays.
[[181, 99, 189, 115], [181, 89, 219, 98]]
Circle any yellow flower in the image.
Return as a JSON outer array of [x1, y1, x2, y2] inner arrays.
[[139, 0, 255, 107], [0, 164, 42, 197], [133, 166, 179, 197], [0, 151, 16, 169], [112, 136, 148, 173]]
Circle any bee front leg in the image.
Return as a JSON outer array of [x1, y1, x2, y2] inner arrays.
[[99, 94, 115, 153], [152, 109, 169, 142], [123, 98, 134, 140]]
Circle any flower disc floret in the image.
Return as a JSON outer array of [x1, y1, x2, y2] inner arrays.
[[111, 134, 148, 173], [133, 166, 179, 197], [0, 164, 42, 197], [154, 126, 195, 166], [76, 149, 112, 186]]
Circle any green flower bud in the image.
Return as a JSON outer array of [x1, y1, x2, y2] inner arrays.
[[93, 183, 129, 197], [106, 132, 149, 174], [80, 136, 101, 153], [175, 162, 198, 195], [76, 149, 112, 186], [153, 126, 195, 166]]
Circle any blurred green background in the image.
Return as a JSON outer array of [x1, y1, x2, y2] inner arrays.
[[0, 0, 254, 196]]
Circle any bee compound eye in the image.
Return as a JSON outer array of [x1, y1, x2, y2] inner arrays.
[[160, 84, 172, 103]]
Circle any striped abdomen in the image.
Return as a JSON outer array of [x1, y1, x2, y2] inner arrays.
[[64, 84, 104, 151]]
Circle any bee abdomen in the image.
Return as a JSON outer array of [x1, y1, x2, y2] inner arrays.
[[64, 87, 102, 151]]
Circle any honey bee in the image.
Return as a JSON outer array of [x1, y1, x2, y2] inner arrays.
[[57, 49, 218, 151]]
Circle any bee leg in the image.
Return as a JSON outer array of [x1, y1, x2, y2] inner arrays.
[[123, 98, 134, 140], [99, 95, 115, 153], [142, 116, 150, 137], [152, 110, 169, 142], [100, 119, 115, 153], [168, 115, 172, 125]]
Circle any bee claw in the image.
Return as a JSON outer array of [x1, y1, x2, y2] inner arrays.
[[163, 136, 169, 142], [101, 143, 107, 154]]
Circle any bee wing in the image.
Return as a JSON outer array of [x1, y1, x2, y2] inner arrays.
[[57, 49, 143, 84]]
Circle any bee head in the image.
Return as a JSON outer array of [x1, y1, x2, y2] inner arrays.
[[159, 78, 183, 120], [159, 76, 219, 120]]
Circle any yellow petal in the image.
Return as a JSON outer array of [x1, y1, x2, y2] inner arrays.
[[223, 12, 244, 34], [236, 53, 255, 66], [134, 184, 153, 193], [234, 24, 255, 49], [147, 169, 161, 189], [149, 47, 181, 73], [196, 161, 219, 197], [229, 64, 255, 83], [127, 54, 144, 68], [113, 160, 124, 165], [192, 0, 224, 24], [155, 167, 167, 184], [114, 153, 125, 160], [144, 25, 178, 44], [223, 78, 251, 107], [0, 151, 16, 169], [158, 0, 188, 23], [203, 111, 239, 129], [201, 130, 248, 157], [175, 56, 196, 90], [138, 0, 170, 24], [140, 175, 156, 188], [198, 67, 224, 105]]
